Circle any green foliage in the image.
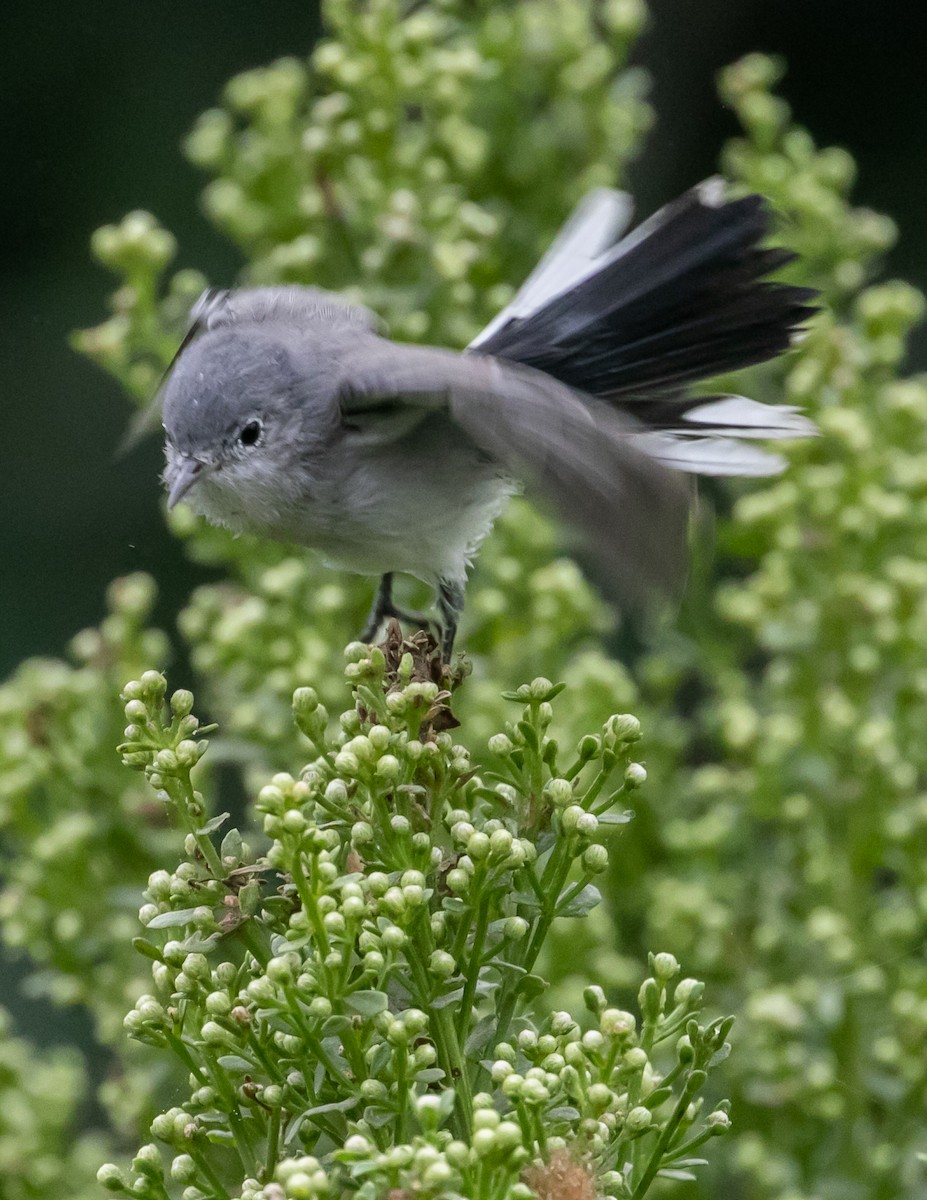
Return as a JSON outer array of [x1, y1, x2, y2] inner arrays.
[[93, 643, 729, 1198], [0, 1007, 107, 1199], [0, 575, 171, 1034], [1, 3, 926, 1199], [609, 54, 927, 1198]]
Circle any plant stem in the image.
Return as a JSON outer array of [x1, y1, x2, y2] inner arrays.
[[456, 899, 490, 1042], [629, 1084, 697, 1200]]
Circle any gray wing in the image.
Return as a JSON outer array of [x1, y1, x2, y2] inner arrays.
[[338, 338, 692, 603]]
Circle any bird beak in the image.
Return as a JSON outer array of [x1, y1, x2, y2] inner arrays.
[[166, 455, 207, 510]]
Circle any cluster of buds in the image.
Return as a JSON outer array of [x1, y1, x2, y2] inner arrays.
[[100, 636, 732, 1200]]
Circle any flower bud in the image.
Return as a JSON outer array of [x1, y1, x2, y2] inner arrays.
[[626, 1106, 652, 1133], [609, 714, 642, 742], [133, 1143, 162, 1176], [601, 1008, 636, 1037], [334, 750, 360, 775], [376, 754, 401, 780], [171, 1155, 197, 1183], [170, 689, 195, 717], [125, 699, 148, 723], [325, 779, 348, 805], [528, 677, 556, 701], [560, 805, 585, 834], [576, 734, 600, 760], [582, 844, 609, 873], [368, 724, 391, 749], [676, 1034, 695, 1063], [504, 916, 528, 941], [468, 831, 491, 859], [544, 778, 573, 807], [382, 924, 406, 950], [575, 812, 599, 836], [653, 952, 680, 981], [674, 978, 704, 1006], [267, 956, 296, 986], [97, 1164, 126, 1191], [446, 868, 469, 894], [624, 762, 647, 788]]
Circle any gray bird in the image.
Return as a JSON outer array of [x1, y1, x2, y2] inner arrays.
[[161, 179, 816, 658]]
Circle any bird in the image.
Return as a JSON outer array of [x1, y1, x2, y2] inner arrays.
[[160, 178, 817, 659]]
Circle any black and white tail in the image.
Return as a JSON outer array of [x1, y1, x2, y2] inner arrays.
[[470, 179, 818, 476]]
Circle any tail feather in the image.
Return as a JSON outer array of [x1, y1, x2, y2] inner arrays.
[[471, 188, 634, 350], [676, 395, 817, 440], [631, 433, 787, 477], [472, 179, 817, 478], [475, 183, 815, 396]]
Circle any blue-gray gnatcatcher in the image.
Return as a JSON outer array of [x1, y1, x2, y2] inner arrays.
[[161, 180, 816, 657]]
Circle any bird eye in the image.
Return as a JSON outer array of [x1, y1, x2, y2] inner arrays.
[[239, 419, 263, 447]]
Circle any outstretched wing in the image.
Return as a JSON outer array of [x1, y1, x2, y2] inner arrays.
[[337, 338, 692, 603]]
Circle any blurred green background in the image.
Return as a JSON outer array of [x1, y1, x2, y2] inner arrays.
[[4, 0, 927, 680]]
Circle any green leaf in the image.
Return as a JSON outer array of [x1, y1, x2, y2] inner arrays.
[[238, 880, 261, 917], [556, 883, 601, 917], [517, 720, 539, 750], [432, 978, 499, 1010], [285, 1096, 358, 1143], [220, 827, 243, 860], [145, 907, 201, 929], [484, 959, 528, 980], [131, 937, 163, 961], [597, 808, 634, 826], [367, 1043, 391, 1075], [196, 811, 230, 836], [515, 973, 547, 1001], [176, 932, 222, 953], [464, 1014, 497, 1055], [301, 1097, 359, 1117], [346, 990, 389, 1017], [415, 1068, 446, 1083], [217, 1055, 255, 1072], [363, 1105, 395, 1129]]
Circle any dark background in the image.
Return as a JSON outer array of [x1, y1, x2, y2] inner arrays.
[[3, 1, 927, 680]]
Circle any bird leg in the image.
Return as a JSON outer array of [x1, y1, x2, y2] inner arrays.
[[359, 573, 438, 643], [438, 578, 465, 661]]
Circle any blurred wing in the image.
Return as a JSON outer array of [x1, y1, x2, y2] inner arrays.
[[338, 339, 692, 603]]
